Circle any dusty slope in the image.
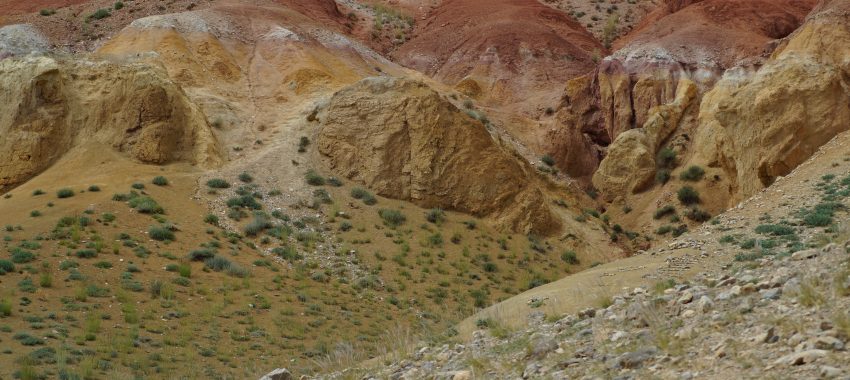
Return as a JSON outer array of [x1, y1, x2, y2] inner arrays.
[[392, 0, 604, 116], [0, 55, 222, 192], [320, 100, 850, 380]]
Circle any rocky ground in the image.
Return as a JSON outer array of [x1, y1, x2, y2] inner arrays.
[[293, 133, 850, 379]]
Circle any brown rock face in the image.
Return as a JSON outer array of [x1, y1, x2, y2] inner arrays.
[[691, 2, 850, 202], [593, 80, 698, 198], [317, 77, 560, 234], [0, 56, 222, 191]]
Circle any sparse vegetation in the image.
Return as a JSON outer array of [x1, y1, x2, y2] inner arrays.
[[378, 209, 406, 227], [679, 165, 705, 182], [305, 170, 326, 186], [677, 186, 700, 205], [152, 176, 169, 186], [206, 178, 230, 189], [56, 188, 74, 199]]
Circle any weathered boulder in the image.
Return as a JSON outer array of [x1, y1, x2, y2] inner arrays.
[[691, 6, 850, 202], [0, 55, 222, 191], [317, 77, 560, 234], [592, 79, 698, 198]]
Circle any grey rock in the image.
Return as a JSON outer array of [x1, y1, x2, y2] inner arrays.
[[820, 366, 843, 378], [259, 368, 292, 380], [774, 349, 828, 366], [613, 348, 657, 369], [760, 288, 782, 300]]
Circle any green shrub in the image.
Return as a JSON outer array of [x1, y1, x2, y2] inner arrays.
[[130, 182, 145, 190], [206, 178, 230, 189], [677, 186, 700, 205], [378, 209, 406, 227], [88, 185, 100, 192], [18, 277, 37, 293], [679, 166, 705, 182], [13, 332, 42, 345], [114, 1, 124, 10], [177, 264, 191, 278], [671, 224, 688, 237], [0, 299, 10, 316], [351, 188, 368, 199], [684, 207, 711, 222], [541, 154, 555, 166], [56, 188, 74, 198], [425, 208, 445, 224], [94, 261, 112, 269], [244, 215, 272, 236], [75, 249, 97, 259], [0, 260, 14, 274], [339, 221, 352, 232], [204, 255, 232, 271], [653, 205, 676, 220], [560, 250, 579, 265], [89, 8, 110, 19], [656, 225, 673, 235], [204, 214, 219, 225], [656, 147, 677, 169], [148, 226, 175, 241], [755, 224, 795, 236], [172, 277, 190, 287], [102, 213, 116, 222], [11, 249, 35, 263], [129, 197, 164, 214], [305, 170, 325, 186], [226, 195, 262, 210], [238, 172, 253, 183], [801, 202, 843, 227], [32, 189, 45, 196], [30, 210, 41, 217], [272, 246, 302, 262], [187, 249, 215, 261], [39, 9, 55, 16], [298, 136, 310, 152], [152, 176, 168, 186], [655, 169, 671, 184]]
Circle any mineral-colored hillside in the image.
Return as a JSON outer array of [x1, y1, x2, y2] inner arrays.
[[1, 0, 849, 379]]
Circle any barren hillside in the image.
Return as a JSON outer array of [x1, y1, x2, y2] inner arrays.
[[0, 0, 848, 379]]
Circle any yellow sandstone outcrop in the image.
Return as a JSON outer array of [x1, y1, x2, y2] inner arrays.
[[317, 77, 560, 234]]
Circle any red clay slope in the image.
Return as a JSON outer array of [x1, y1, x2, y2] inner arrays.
[[614, 0, 817, 67], [392, 0, 604, 110], [0, 0, 89, 15]]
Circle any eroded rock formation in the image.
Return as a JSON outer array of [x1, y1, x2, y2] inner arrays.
[[317, 77, 560, 234], [0, 56, 222, 190]]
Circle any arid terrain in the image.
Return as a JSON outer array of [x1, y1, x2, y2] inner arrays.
[[0, 0, 848, 379]]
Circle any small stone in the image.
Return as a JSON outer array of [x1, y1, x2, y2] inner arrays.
[[528, 335, 558, 359], [614, 347, 657, 369], [611, 331, 629, 342], [820, 366, 843, 378], [811, 336, 844, 351], [452, 370, 472, 380], [791, 248, 819, 260], [760, 288, 782, 300], [681, 309, 696, 318], [697, 296, 714, 312], [755, 326, 778, 344], [259, 368, 292, 380], [774, 349, 828, 366], [678, 291, 694, 304]]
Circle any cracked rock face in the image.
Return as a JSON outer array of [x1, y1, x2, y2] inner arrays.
[[316, 77, 560, 234], [0, 55, 222, 191]]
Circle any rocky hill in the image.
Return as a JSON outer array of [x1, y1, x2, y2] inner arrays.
[[1, 0, 849, 379]]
